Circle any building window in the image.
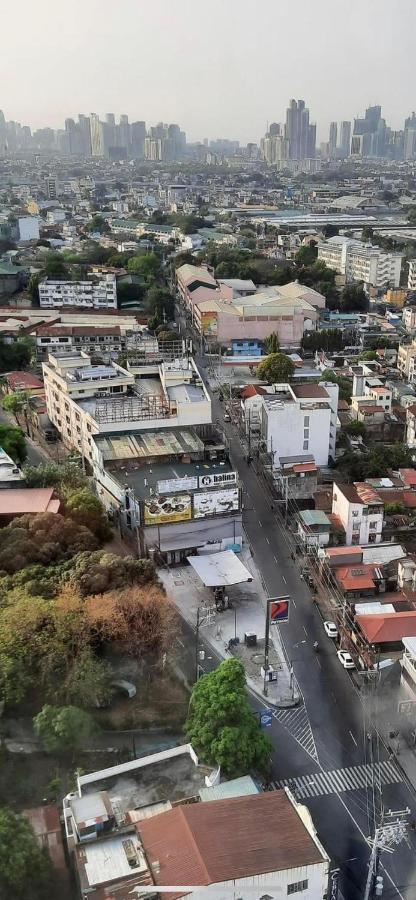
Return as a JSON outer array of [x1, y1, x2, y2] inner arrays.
[[304, 416, 310, 426], [303, 440, 309, 450], [287, 881, 308, 895], [304, 428, 309, 439]]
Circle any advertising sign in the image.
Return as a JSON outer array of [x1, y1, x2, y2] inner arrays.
[[198, 471, 237, 489], [193, 487, 239, 518], [157, 476, 198, 494], [269, 597, 290, 625], [144, 493, 192, 525]]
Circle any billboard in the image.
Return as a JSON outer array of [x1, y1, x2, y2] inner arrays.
[[269, 597, 290, 624], [198, 471, 237, 488], [193, 487, 239, 519], [157, 476, 198, 494], [143, 493, 192, 525]]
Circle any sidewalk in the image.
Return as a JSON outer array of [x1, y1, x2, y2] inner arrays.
[[159, 542, 300, 708]]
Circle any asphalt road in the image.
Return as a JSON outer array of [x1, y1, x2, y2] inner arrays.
[[0, 406, 49, 467], [187, 366, 416, 900]]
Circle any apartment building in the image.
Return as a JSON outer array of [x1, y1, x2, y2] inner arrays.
[[408, 259, 416, 290], [39, 273, 117, 309], [403, 306, 416, 332], [260, 381, 338, 469], [332, 482, 384, 545], [318, 236, 403, 289], [43, 351, 211, 465], [397, 340, 416, 382]]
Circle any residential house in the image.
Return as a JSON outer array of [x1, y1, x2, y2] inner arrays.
[[332, 482, 384, 545], [298, 509, 331, 547], [261, 381, 338, 470]]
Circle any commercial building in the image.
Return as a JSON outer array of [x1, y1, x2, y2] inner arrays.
[[260, 381, 338, 470], [318, 236, 403, 289], [284, 99, 316, 160], [39, 273, 117, 309], [43, 351, 211, 466], [332, 482, 384, 546]]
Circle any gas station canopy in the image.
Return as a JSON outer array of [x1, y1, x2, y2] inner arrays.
[[186, 550, 253, 587]]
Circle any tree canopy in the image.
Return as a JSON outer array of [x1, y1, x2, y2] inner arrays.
[[34, 704, 97, 752], [265, 332, 280, 354], [321, 368, 352, 401], [186, 658, 272, 777], [0, 511, 98, 575], [340, 284, 368, 312], [257, 352, 295, 384], [2, 391, 29, 424], [0, 336, 34, 373], [68, 549, 158, 597], [0, 807, 55, 900], [0, 424, 26, 463]]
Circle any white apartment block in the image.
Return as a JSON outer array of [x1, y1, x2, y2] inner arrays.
[[43, 351, 211, 464], [17, 215, 39, 242], [318, 236, 403, 289], [332, 482, 384, 545], [406, 403, 416, 449], [397, 340, 416, 383], [260, 381, 338, 469], [39, 274, 117, 309], [408, 260, 416, 290], [403, 305, 416, 332]]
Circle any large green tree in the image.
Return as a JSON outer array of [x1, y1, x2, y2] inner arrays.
[[186, 659, 272, 778], [127, 252, 161, 279], [0, 423, 26, 462], [2, 391, 29, 425], [0, 807, 55, 899], [69, 549, 157, 596], [34, 704, 97, 752], [257, 352, 295, 384], [64, 488, 112, 541], [340, 284, 368, 312]]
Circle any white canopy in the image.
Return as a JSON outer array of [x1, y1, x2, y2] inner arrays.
[[187, 550, 252, 587]]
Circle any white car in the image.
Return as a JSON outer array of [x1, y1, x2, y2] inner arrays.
[[337, 650, 355, 670], [324, 621, 338, 639]]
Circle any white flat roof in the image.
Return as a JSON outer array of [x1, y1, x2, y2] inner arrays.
[[402, 636, 416, 657], [187, 550, 252, 586]]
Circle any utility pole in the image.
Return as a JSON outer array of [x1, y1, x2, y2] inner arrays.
[[363, 809, 410, 900]]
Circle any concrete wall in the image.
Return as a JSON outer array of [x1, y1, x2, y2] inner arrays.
[[263, 402, 331, 467]]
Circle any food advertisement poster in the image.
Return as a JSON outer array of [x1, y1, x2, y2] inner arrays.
[[144, 493, 192, 525], [193, 487, 239, 518]]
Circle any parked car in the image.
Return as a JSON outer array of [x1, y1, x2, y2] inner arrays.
[[337, 650, 355, 670], [110, 679, 137, 698], [324, 621, 338, 639]]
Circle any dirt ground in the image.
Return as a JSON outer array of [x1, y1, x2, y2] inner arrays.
[[96, 671, 189, 730]]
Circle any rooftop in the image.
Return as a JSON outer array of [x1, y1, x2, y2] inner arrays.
[[357, 611, 416, 644], [94, 428, 204, 462], [105, 458, 234, 501], [137, 791, 327, 895], [0, 487, 60, 516], [292, 383, 329, 399]]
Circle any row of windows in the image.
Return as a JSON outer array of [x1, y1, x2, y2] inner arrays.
[[287, 880, 308, 895]]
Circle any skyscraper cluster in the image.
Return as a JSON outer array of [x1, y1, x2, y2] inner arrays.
[[261, 99, 316, 166], [323, 106, 416, 161], [0, 110, 187, 161]]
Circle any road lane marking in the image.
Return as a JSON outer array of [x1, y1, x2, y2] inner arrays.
[[315, 656, 322, 669], [303, 625, 308, 636], [274, 555, 278, 563], [258, 519, 263, 527], [292, 597, 297, 608], [266, 536, 270, 544], [282, 575, 287, 584], [349, 730, 358, 747]]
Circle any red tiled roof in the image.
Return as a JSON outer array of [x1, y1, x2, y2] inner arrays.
[[356, 611, 416, 644], [378, 489, 416, 509], [6, 371, 43, 390], [399, 468, 416, 487], [336, 565, 376, 592], [241, 384, 267, 399], [292, 384, 328, 399], [137, 792, 324, 897], [406, 404, 416, 417], [292, 462, 317, 473]]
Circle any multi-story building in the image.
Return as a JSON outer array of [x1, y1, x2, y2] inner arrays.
[[318, 236, 403, 289], [39, 273, 117, 309], [403, 305, 416, 332], [397, 339, 416, 382], [284, 99, 316, 160], [408, 259, 416, 290], [17, 215, 39, 242], [339, 120, 351, 156], [89, 113, 105, 157], [332, 482, 384, 545], [328, 121, 337, 158], [260, 381, 338, 470]]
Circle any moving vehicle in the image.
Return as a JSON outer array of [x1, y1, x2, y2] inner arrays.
[[337, 650, 355, 670], [324, 621, 338, 639]]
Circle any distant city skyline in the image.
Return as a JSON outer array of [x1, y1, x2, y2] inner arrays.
[[1, 0, 415, 145]]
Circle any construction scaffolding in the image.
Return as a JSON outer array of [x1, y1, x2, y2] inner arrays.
[[94, 393, 170, 423]]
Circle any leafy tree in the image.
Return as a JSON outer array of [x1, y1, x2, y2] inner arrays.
[[265, 332, 280, 354], [295, 243, 318, 267], [321, 369, 352, 401], [41, 252, 69, 278], [384, 501, 406, 516], [407, 208, 416, 226], [302, 329, 344, 353], [361, 225, 374, 242], [63, 649, 112, 708], [85, 584, 175, 658], [340, 284, 368, 312], [127, 252, 161, 280], [2, 391, 29, 424], [157, 329, 177, 342], [345, 420, 366, 436], [28, 273, 41, 304], [85, 214, 110, 234], [69, 550, 157, 596], [336, 444, 414, 481], [186, 659, 272, 777], [23, 461, 86, 492], [0, 336, 34, 373], [34, 704, 97, 752], [0, 806, 55, 900], [257, 352, 295, 384], [64, 488, 112, 541], [358, 350, 377, 361], [0, 423, 26, 462], [321, 224, 339, 238], [0, 511, 98, 575], [146, 285, 174, 323]]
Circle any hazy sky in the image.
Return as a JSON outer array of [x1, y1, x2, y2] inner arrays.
[[2, 0, 415, 144]]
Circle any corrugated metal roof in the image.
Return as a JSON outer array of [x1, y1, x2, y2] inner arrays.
[[199, 776, 259, 802]]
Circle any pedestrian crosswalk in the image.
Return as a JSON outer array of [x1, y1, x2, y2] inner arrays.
[[273, 705, 319, 763], [274, 760, 402, 799]]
